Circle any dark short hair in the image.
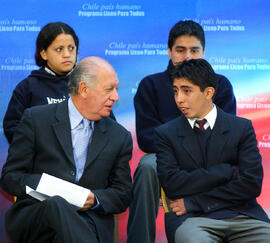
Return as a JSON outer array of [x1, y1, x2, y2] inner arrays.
[[35, 22, 79, 67], [168, 20, 205, 50], [171, 59, 217, 92]]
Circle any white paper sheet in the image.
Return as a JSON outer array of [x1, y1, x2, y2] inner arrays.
[[26, 185, 50, 201], [26, 173, 90, 208]]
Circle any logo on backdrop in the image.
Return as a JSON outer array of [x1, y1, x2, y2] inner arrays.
[[104, 41, 167, 56], [1, 57, 37, 71], [0, 19, 40, 32], [78, 2, 145, 17]]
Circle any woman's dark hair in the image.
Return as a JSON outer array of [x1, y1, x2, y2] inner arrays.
[[35, 22, 79, 67]]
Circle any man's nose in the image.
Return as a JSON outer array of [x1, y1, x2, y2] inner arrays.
[[185, 51, 192, 60], [111, 89, 119, 101], [175, 92, 184, 103]]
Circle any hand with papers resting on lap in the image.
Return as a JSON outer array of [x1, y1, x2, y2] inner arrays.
[[80, 191, 96, 211]]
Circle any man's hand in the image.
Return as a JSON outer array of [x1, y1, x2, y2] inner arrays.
[[169, 198, 187, 216], [79, 191, 95, 211]]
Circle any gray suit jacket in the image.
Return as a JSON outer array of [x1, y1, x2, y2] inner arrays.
[[1, 100, 132, 242]]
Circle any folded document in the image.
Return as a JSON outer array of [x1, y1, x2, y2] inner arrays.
[[26, 173, 90, 208]]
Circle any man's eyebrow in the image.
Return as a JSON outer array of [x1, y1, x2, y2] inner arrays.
[[180, 85, 192, 89], [174, 45, 186, 49]]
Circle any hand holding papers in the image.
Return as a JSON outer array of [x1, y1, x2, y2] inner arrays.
[[26, 173, 90, 208]]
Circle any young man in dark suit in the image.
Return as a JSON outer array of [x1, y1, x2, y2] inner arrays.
[[155, 58, 270, 243], [128, 20, 236, 243], [0, 57, 132, 243]]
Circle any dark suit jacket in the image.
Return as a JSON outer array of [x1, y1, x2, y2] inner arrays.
[[155, 107, 269, 242], [0, 100, 132, 243]]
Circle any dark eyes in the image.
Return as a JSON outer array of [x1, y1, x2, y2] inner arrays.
[[176, 49, 199, 53], [55, 46, 75, 52], [174, 88, 191, 94]]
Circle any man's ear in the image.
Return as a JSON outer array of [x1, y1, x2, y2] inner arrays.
[[40, 50, 48, 61], [78, 81, 89, 98], [204, 87, 215, 100], [168, 48, 172, 59], [201, 48, 205, 58]]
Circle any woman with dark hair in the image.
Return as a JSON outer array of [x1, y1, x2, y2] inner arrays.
[[3, 22, 79, 144], [3, 23, 77, 144]]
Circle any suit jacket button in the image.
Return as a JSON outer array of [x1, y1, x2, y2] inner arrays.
[[70, 171, 75, 176]]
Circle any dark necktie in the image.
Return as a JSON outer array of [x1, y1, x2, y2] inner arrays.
[[196, 119, 206, 131], [195, 119, 209, 168]]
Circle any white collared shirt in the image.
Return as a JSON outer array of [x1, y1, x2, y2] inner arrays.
[[187, 105, 217, 130]]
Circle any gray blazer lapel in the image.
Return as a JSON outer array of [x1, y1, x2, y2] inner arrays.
[[52, 101, 75, 167], [207, 109, 230, 167], [178, 117, 204, 167], [84, 118, 109, 169]]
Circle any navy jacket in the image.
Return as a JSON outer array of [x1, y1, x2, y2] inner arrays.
[[155, 107, 270, 242], [134, 60, 237, 153], [1, 100, 132, 243], [3, 68, 115, 144]]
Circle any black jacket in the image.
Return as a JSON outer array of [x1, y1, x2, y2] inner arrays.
[[155, 107, 270, 242], [134, 60, 237, 153], [1, 101, 132, 243], [3, 68, 115, 143]]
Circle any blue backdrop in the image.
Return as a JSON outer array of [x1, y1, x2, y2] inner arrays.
[[1, 1, 270, 242]]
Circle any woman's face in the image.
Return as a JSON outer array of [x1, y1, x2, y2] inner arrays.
[[40, 33, 77, 75]]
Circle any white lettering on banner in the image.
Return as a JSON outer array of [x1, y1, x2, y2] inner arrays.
[[237, 104, 256, 109], [243, 57, 268, 63], [1, 64, 38, 71], [130, 11, 144, 16], [12, 19, 37, 25], [263, 135, 270, 141], [230, 25, 245, 31], [0, 18, 40, 32], [104, 50, 129, 56], [258, 142, 270, 148], [82, 3, 100, 10], [210, 56, 270, 71], [204, 25, 244, 31], [257, 103, 270, 109], [105, 41, 168, 56], [5, 57, 22, 64], [0, 19, 10, 25], [127, 43, 141, 49], [116, 4, 141, 10], [109, 42, 127, 49], [0, 26, 13, 31], [79, 3, 144, 17], [216, 18, 242, 24], [201, 17, 245, 32], [237, 103, 270, 109], [100, 4, 114, 11]]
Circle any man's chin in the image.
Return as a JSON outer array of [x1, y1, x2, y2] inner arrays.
[[101, 110, 111, 117]]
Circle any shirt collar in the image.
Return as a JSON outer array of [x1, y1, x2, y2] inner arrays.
[[68, 98, 95, 130], [68, 98, 84, 130], [187, 104, 217, 130]]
